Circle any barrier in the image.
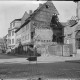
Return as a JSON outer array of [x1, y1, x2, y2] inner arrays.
[[48, 44, 73, 57]]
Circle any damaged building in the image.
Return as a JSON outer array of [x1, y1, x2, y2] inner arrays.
[[15, 1, 64, 56]]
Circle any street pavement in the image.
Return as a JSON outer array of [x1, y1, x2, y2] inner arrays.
[[0, 54, 80, 79], [0, 61, 80, 79]]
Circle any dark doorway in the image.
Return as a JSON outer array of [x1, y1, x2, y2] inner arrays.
[[75, 31, 80, 49]]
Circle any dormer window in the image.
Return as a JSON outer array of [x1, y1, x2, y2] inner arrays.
[[46, 5, 49, 8]]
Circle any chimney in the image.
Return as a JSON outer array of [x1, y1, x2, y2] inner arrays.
[[29, 10, 32, 15], [77, 1, 80, 20], [39, 3, 42, 8]]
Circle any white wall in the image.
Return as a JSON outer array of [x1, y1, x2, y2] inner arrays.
[[14, 21, 21, 28], [34, 28, 53, 47], [35, 28, 53, 41]]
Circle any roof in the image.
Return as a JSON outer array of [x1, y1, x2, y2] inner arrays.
[[68, 20, 77, 27], [21, 11, 29, 25], [15, 1, 59, 33], [11, 19, 21, 24], [3, 34, 8, 39], [8, 26, 19, 31]]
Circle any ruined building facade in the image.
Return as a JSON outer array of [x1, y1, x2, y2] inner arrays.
[[15, 1, 63, 55]]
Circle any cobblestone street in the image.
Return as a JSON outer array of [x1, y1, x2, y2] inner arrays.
[[0, 54, 80, 79], [0, 61, 80, 79]]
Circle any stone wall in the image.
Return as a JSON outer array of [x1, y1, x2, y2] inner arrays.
[[37, 43, 73, 57]]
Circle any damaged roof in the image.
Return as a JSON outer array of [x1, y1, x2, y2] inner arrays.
[[15, 1, 59, 33]]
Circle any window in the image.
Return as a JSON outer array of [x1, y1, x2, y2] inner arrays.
[[26, 25, 29, 30], [10, 23, 12, 27], [31, 32, 34, 39], [13, 22, 15, 27], [8, 31, 11, 37], [22, 36, 25, 41], [68, 33, 72, 38], [38, 39, 40, 41], [52, 34, 57, 42], [47, 40, 49, 42], [46, 5, 49, 8], [12, 31, 14, 36], [12, 39, 14, 44], [9, 39, 11, 44], [25, 34, 29, 40], [10, 22, 15, 28], [11, 23, 13, 28]]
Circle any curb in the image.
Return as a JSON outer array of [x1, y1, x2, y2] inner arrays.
[[1, 78, 80, 80], [65, 60, 80, 63]]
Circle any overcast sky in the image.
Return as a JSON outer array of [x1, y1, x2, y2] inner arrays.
[[0, 1, 77, 38]]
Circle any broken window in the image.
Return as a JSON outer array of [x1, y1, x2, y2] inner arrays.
[[31, 32, 35, 39], [46, 5, 49, 8], [52, 34, 57, 42]]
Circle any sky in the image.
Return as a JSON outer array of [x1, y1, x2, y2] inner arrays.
[[0, 1, 77, 38]]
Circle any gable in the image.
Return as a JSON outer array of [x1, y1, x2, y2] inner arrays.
[[33, 1, 59, 24], [15, 1, 59, 32], [21, 12, 29, 25], [41, 1, 59, 15]]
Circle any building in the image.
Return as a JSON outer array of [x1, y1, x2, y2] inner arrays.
[[64, 17, 78, 54], [64, 1, 80, 55], [0, 38, 5, 53], [15, 11, 30, 49], [7, 19, 21, 50], [15, 1, 60, 54], [3, 34, 8, 52]]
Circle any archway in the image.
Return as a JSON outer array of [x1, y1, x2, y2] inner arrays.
[[75, 30, 80, 49]]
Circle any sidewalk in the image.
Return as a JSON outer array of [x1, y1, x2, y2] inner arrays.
[[37, 54, 80, 63], [0, 54, 80, 64]]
